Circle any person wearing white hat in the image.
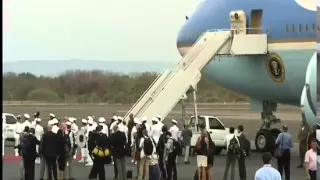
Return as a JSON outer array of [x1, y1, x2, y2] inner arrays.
[[85, 118, 95, 166], [88, 116, 98, 130], [109, 116, 118, 135], [49, 113, 55, 120], [21, 114, 32, 135], [68, 117, 79, 160], [141, 116, 151, 135], [117, 116, 128, 138], [169, 119, 180, 141], [98, 117, 109, 136], [34, 118, 44, 164], [13, 115, 23, 156], [79, 119, 88, 163], [64, 121, 76, 179], [150, 117, 162, 144], [51, 118, 60, 134], [156, 115, 164, 129]]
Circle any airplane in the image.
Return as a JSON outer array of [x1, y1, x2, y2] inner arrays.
[[175, 0, 317, 152]]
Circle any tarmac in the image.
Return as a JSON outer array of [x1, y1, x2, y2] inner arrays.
[[2, 103, 306, 179], [3, 151, 305, 180]]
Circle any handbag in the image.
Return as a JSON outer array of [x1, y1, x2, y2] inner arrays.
[[92, 146, 110, 157], [274, 133, 284, 157]]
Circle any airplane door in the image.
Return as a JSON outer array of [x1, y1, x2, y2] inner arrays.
[[229, 10, 247, 35], [249, 9, 263, 34]]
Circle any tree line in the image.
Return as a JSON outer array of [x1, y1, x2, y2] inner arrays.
[[3, 70, 249, 103]]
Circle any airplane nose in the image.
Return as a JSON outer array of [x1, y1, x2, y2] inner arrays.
[[176, 22, 200, 57]]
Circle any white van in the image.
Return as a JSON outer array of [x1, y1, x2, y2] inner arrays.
[[184, 115, 234, 155], [2, 113, 18, 140]]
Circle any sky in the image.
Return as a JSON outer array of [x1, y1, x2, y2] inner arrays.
[[3, 0, 202, 62]]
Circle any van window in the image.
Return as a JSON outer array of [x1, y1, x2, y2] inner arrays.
[[208, 118, 225, 130], [5, 115, 17, 124], [189, 116, 206, 131]]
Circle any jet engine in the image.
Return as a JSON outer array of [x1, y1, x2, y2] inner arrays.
[[300, 52, 317, 128]]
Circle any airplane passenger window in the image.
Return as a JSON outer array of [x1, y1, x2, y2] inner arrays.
[[5, 115, 17, 124], [312, 24, 316, 32], [208, 118, 225, 130], [306, 24, 309, 32], [285, 24, 290, 32], [291, 24, 295, 32], [299, 24, 302, 33]]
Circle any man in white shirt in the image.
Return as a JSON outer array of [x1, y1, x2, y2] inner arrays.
[[21, 114, 32, 134], [156, 115, 164, 129], [255, 152, 281, 180], [304, 140, 317, 180], [109, 116, 118, 134], [169, 119, 179, 141], [222, 127, 240, 180], [150, 117, 162, 144], [34, 118, 44, 164], [14, 115, 22, 156], [98, 117, 109, 136], [79, 119, 88, 163]]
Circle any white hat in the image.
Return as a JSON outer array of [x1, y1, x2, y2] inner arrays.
[[134, 118, 140, 124], [152, 117, 159, 122], [24, 113, 30, 119], [112, 116, 118, 121], [49, 113, 55, 117], [87, 116, 93, 121], [98, 117, 106, 123], [141, 116, 147, 122], [52, 118, 59, 124], [69, 117, 76, 123], [81, 119, 87, 123], [88, 118, 94, 124], [117, 116, 123, 121], [35, 118, 41, 122], [137, 121, 142, 125], [66, 121, 72, 125], [172, 119, 177, 124], [156, 115, 162, 120]]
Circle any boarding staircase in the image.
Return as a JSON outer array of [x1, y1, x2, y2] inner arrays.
[[123, 29, 268, 124]]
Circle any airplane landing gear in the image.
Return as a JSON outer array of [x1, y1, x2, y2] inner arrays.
[[254, 101, 281, 153]]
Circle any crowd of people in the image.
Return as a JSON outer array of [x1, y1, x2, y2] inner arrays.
[[2, 111, 319, 180]]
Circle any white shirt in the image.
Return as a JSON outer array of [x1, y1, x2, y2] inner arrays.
[[71, 123, 79, 134], [150, 123, 162, 144], [51, 125, 59, 134], [21, 121, 32, 132], [254, 164, 281, 180], [34, 124, 44, 141], [110, 121, 118, 134], [144, 123, 151, 135], [80, 125, 87, 131], [119, 124, 128, 136], [169, 125, 180, 140], [224, 134, 240, 151], [131, 126, 138, 146], [31, 120, 37, 129], [139, 136, 157, 159], [100, 123, 109, 136], [15, 122, 22, 134]]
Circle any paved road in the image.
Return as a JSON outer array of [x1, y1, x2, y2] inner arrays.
[[3, 153, 305, 180]]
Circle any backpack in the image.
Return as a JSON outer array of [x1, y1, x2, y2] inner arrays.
[[21, 134, 32, 156], [143, 137, 154, 156], [172, 138, 182, 156], [228, 135, 240, 155]]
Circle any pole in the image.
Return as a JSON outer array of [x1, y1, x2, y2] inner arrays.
[[193, 86, 199, 126], [181, 99, 186, 124]]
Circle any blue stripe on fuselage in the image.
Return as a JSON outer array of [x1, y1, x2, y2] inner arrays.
[[177, 0, 316, 46]]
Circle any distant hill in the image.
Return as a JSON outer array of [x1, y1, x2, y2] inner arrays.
[[3, 60, 175, 76]]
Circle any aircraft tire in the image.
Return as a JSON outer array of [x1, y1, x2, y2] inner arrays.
[[255, 129, 275, 153]]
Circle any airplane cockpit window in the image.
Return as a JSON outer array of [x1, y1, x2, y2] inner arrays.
[[5, 115, 17, 124], [208, 117, 225, 130]]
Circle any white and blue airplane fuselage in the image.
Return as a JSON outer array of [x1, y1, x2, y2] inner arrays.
[[176, 0, 317, 152]]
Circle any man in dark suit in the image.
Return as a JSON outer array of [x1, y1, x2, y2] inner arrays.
[[297, 121, 309, 168], [40, 124, 60, 180], [109, 124, 127, 180], [237, 125, 248, 180], [21, 128, 40, 180]]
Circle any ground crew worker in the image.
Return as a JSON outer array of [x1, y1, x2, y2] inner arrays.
[[79, 119, 88, 163], [150, 117, 162, 144], [169, 119, 179, 141], [65, 121, 76, 180], [34, 118, 44, 164], [14, 115, 23, 156], [21, 114, 32, 134]]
